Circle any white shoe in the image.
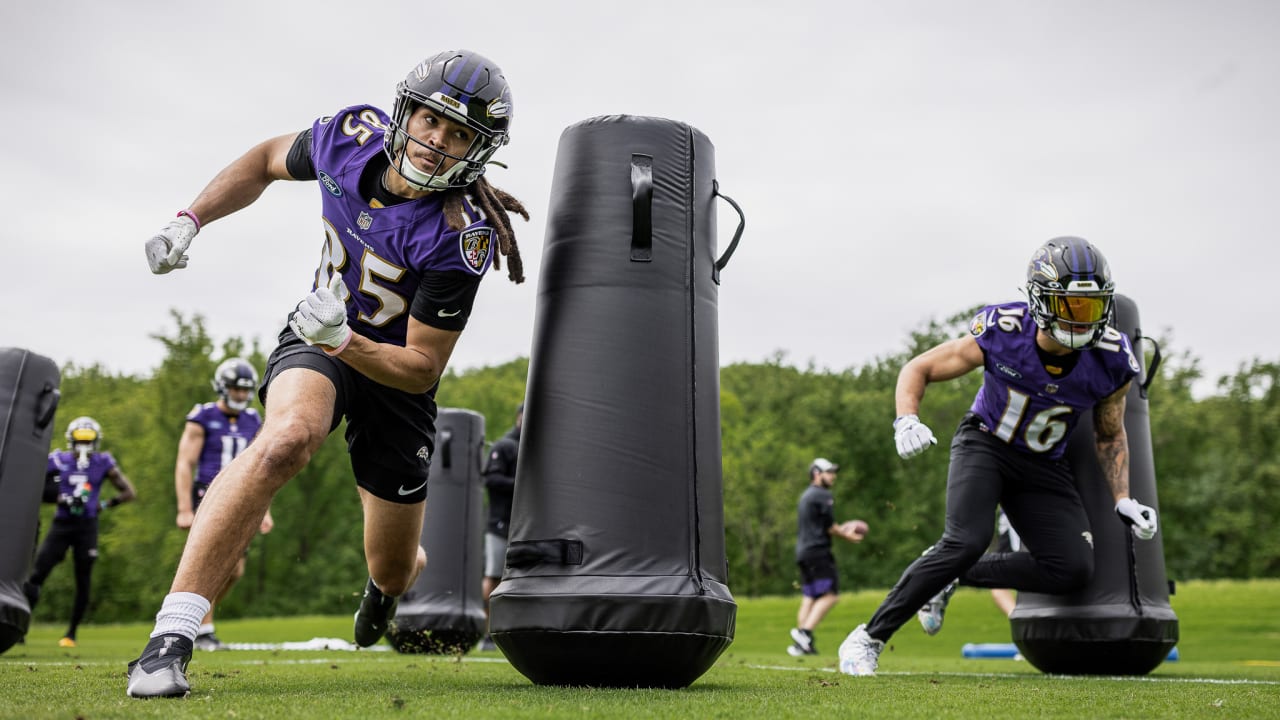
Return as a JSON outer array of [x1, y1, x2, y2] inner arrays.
[[837, 624, 884, 676], [789, 627, 816, 654], [917, 579, 959, 636]]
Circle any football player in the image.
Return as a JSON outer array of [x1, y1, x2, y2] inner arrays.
[[128, 49, 529, 698], [839, 237, 1159, 676], [174, 358, 271, 651], [25, 417, 136, 647]]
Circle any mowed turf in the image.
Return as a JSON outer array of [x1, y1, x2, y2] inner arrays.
[[3, 579, 1277, 719]]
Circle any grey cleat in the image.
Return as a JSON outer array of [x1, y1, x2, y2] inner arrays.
[[126, 634, 193, 698], [917, 579, 960, 636]]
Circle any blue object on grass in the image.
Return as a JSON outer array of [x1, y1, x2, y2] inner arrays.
[[962, 643, 1019, 658], [962, 643, 1179, 661]]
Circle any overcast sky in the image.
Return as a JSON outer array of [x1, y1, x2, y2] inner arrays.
[[4, 1, 1276, 398]]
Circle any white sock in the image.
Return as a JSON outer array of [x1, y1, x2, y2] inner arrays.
[[198, 623, 216, 636], [150, 592, 212, 640]]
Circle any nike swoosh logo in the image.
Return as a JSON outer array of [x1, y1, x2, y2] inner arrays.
[[437, 308, 461, 317], [398, 479, 428, 496]]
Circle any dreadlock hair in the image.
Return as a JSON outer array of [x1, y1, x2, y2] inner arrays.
[[443, 176, 529, 284]]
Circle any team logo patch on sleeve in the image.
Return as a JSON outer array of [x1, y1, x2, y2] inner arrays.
[[969, 311, 989, 337], [460, 227, 494, 274]]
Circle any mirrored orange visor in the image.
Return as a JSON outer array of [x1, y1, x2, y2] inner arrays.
[[70, 428, 98, 442], [1047, 293, 1107, 324]]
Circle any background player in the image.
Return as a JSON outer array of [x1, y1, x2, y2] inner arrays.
[[479, 402, 521, 651], [128, 49, 528, 698], [25, 417, 136, 647], [789, 457, 866, 656], [839, 237, 1159, 676], [174, 358, 272, 650]]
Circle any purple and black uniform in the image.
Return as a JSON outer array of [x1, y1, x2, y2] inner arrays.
[[28, 451, 119, 639], [262, 104, 496, 504], [48, 450, 117, 521], [185, 402, 262, 510], [865, 302, 1139, 641]]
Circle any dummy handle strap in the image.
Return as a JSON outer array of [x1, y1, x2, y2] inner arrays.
[[712, 180, 745, 284], [630, 154, 653, 262], [506, 538, 584, 568]]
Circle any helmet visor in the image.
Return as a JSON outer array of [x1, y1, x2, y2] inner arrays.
[[1047, 293, 1109, 324], [70, 428, 98, 443]]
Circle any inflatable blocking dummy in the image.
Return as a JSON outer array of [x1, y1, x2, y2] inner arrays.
[[489, 115, 744, 687], [1011, 295, 1179, 674], [386, 408, 487, 654], [0, 348, 61, 654]]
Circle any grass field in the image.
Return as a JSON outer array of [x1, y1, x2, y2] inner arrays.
[[3, 579, 1278, 719]]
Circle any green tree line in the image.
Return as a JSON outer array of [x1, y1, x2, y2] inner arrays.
[[23, 310, 1279, 624]]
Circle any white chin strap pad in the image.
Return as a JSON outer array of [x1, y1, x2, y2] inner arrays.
[[1050, 324, 1094, 349]]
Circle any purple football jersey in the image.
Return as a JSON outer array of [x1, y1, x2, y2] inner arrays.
[[967, 302, 1140, 460], [306, 105, 497, 345], [185, 402, 262, 485], [48, 450, 117, 520]]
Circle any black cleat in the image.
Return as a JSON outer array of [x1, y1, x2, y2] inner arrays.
[[353, 578, 397, 648], [126, 634, 193, 698], [193, 632, 224, 652]]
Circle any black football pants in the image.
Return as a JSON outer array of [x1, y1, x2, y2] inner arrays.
[[866, 418, 1094, 642]]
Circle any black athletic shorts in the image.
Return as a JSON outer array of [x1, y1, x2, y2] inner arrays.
[[797, 552, 839, 598], [261, 326, 436, 504]]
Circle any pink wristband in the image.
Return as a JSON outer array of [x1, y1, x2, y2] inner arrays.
[[323, 330, 352, 357], [177, 209, 202, 232]]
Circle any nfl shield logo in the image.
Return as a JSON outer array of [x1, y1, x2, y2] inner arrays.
[[357, 212, 373, 230], [459, 227, 493, 274]]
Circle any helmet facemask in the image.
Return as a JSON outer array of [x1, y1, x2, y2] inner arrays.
[[1028, 283, 1114, 350], [386, 96, 505, 191]]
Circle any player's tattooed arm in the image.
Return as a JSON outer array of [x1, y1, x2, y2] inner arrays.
[[1094, 381, 1132, 501]]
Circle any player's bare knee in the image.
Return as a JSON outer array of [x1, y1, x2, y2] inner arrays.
[[252, 425, 321, 480]]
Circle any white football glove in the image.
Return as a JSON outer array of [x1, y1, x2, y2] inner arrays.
[[1115, 497, 1158, 540], [289, 273, 352, 352], [144, 215, 198, 274], [894, 414, 937, 459]]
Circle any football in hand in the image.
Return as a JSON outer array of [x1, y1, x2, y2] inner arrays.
[[845, 520, 869, 537]]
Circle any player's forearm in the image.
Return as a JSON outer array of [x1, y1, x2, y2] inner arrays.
[[174, 467, 195, 513], [894, 363, 929, 417], [113, 475, 137, 504], [187, 137, 292, 226], [335, 334, 444, 394], [1095, 431, 1131, 501]]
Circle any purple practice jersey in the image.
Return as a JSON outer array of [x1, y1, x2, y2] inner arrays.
[[48, 450, 117, 520], [967, 302, 1141, 460], [185, 403, 262, 486], [305, 105, 497, 345]]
